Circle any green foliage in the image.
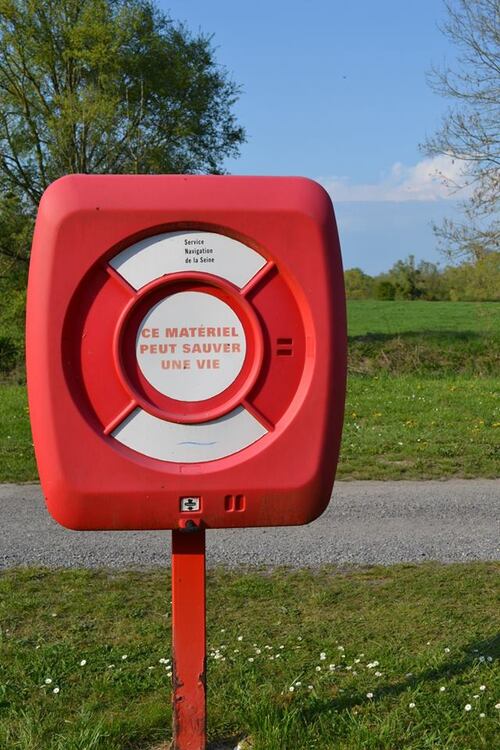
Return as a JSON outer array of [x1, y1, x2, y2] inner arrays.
[[0, 193, 34, 267], [443, 252, 500, 301], [345, 252, 500, 301], [344, 267, 374, 299], [0, 0, 245, 270], [0, 235, 27, 378], [0, 0, 245, 196], [387, 255, 423, 299], [0, 335, 17, 372], [415, 259, 448, 300], [374, 280, 395, 300]]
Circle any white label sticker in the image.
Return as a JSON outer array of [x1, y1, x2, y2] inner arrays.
[[110, 230, 267, 289], [136, 291, 246, 402], [180, 497, 200, 512]]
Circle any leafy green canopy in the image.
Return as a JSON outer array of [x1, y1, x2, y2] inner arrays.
[[0, 0, 245, 267], [344, 252, 500, 301]]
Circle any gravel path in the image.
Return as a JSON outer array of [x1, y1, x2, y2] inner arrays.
[[0, 480, 498, 569]]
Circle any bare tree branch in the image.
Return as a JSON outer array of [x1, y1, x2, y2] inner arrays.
[[423, 0, 500, 259]]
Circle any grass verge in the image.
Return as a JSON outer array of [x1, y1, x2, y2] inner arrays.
[[340, 374, 499, 479], [0, 385, 36, 482], [347, 301, 500, 338], [1, 376, 498, 482], [347, 301, 499, 376], [0, 564, 498, 749]]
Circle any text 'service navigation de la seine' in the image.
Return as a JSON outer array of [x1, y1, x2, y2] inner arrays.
[[184, 237, 214, 265]]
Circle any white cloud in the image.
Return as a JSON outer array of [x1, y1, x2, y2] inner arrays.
[[319, 155, 469, 202]]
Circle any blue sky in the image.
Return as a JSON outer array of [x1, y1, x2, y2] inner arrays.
[[160, 1, 466, 273]]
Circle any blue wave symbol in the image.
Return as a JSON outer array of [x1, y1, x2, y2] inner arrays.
[[178, 441, 217, 446]]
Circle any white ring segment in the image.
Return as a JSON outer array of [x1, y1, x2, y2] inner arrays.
[[111, 406, 268, 463], [110, 230, 267, 289]]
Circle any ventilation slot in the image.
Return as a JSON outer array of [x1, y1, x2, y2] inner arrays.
[[224, 494, 246, 512], [276, 337, 293, 356]]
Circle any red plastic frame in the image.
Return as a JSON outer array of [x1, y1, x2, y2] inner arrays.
[[113, 272, 264, 424], [26, 175, 347, 531]]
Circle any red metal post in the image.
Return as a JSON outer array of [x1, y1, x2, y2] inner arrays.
[[171, 529, 207, 750]]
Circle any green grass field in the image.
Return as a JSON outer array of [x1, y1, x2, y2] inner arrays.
[[1, 564, 498, 749], [341, 375, 498, 479], [3, 300, 498, 381], [1, 301, 498, 481], [347, 301, 499, 337], [347, 301, 499, 375], [2, 375, 498, 482], [0, 303, 498, 750]]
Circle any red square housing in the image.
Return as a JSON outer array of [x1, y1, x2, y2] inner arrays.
[[26, 175, 346, 530]]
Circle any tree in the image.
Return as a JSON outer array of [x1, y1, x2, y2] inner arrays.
[[344, 267, 374, 299], [0, 0, 245, 270], [385, 255, 423, 299], [0, 192, 33, 275], [415, 259, 447, 300], [442, 250, 500, 299], [423, 0, 499, 260], [374, 280, 396, 300]]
